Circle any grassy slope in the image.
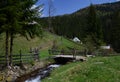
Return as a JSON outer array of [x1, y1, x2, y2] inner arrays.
[[0, 32, 84, 59], [42, 55, 120, 82]]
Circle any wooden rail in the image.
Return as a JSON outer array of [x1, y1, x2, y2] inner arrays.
[[48, 49, 86, 56], [0, 50, 39, 65], [53, 55, 86, 60]]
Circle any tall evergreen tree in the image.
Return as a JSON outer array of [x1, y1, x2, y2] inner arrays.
[[0, 0, 19, 67], [9, 0, 43, 66], [0, 0, 43, 67], [85, 4, 103, 47], [110, 10, 120, 52]]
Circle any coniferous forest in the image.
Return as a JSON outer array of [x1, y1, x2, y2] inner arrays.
[[41, 1, 120, 52]]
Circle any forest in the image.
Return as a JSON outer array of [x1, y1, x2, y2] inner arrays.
[[41, 1, 120, 52]]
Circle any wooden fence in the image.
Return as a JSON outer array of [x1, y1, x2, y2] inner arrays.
[[0, 50, 39, 66]]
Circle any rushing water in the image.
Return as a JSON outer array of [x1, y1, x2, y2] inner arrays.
[[25, 64, 60, 82], [25, 76, 41, 82]]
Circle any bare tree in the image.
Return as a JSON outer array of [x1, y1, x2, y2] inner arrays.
[[48, 0, 56, 32]]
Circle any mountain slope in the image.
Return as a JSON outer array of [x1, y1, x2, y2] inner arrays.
[[74, 1, 120, 16], [42, 1, 120, 52], [0, 31, 84, 58]]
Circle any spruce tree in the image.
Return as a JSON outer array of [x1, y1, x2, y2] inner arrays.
[[110, 10, 120, 52], [85, 4, 103, 48], [0, 0, 43, 67], [0, 0, 19, 67]]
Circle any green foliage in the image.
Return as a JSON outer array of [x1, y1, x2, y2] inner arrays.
[[83, 5, 104, 53], [110, 10, 120, 52], [84, 35, 96, 54], [86, 4, 103, 47]]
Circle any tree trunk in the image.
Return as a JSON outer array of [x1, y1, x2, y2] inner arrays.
[[48, 0, 51, 32], [5, 31, 9, 67], [10, 33, 13, 66]]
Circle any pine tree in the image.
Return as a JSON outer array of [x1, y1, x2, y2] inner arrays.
[[110, 10, 120, 52], [0, 0, 19, 67], [0, 0, 43, 67], [85, 4, 103, 48]]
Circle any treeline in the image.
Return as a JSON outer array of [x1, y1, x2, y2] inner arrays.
[[41, 2, 120, 52]]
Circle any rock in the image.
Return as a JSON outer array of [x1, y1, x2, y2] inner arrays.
[[19, 69, 25, 76], [0, 75, 4, 81], [14, 66, 20, 70], [7, 70, 14, 75], [14, 72, 20, 77], [0, 61, 47, 82], [24, 65, 28, 70], [6, 76, 13, 82], [6, 75, 17, 82], [8, 66, 12, 70], [5, 66, 21, 82], [19, 63, 27, 71]]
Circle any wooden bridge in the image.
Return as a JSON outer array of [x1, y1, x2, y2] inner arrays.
[[52, 55, 86, 64], [48, 49, 87, 64]]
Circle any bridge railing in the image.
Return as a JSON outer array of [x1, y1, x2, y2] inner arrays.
[[48, 49, 86, 56]]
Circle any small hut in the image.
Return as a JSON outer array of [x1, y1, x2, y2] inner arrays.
[[73, 37, 80, 42]]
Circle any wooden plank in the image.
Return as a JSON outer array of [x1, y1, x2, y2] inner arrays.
[[12, 55, 20, 57], [12, 59, 20, 61], [0, 56, 5, 57], [21, 57, 33, 61], [0, 61, 6, 64], [0, 58, 6, 60], [22, 54, 32, 56], [53, 55, 86, 61], [12, 57, 20, 60]]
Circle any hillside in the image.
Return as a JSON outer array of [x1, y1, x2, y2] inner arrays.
[[74, 1, 120, 16], [41, 1, 120, 52], [0, 31, 84, 59]]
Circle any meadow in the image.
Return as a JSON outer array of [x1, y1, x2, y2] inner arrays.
[[42, 55, 120, 82]]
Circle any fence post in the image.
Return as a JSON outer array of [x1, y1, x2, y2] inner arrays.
[[73, 49, 76, 59], [84, 49, 87, 56], [48, 49, 51, 58], [19, 50, 22, 64]]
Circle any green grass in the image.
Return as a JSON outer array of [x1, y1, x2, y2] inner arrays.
[[40, 49, 49, 58], [42, 55, 120, 82], [0, 32, 84, 60], [59, 37, 84, 50]]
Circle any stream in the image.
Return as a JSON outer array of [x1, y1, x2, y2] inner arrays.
[[25, 64, 60, 82]]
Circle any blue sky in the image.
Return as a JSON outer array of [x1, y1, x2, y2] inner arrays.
[[36, 0, 119, 17]]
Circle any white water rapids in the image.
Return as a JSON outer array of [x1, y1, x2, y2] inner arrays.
[[25, 64, 60, 82]]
